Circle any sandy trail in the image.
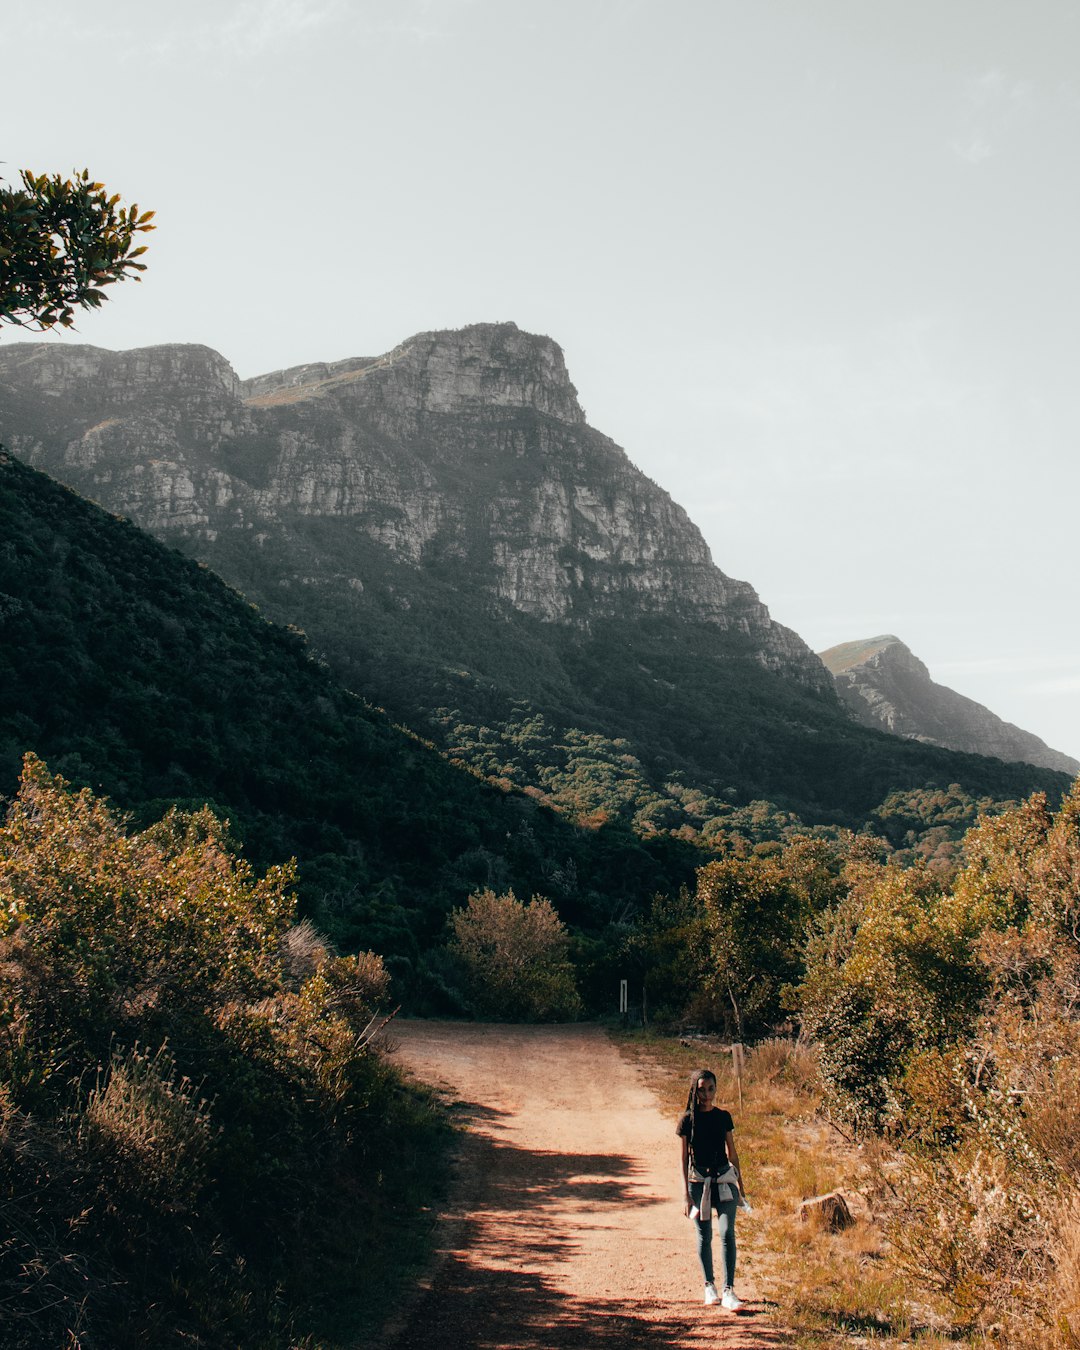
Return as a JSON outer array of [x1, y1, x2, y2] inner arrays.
[[384, 1022, 788, 1350]]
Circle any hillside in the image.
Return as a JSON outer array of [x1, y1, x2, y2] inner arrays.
[[0, 449, 703, 981], [820, 634, 1079, 776], [0, 326, 1069, 834]]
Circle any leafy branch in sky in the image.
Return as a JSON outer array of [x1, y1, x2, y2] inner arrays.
[[0, 167, 154, 331]]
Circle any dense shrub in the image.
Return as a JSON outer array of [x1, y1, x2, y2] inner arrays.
[[796, 782, 1080, 1344], [0, 754, 437, 1349], [619, 885, 712, 1027], [447, 888, 582, 1020], [797, 851, 985, 1133], [697, 853, 806, 1040]]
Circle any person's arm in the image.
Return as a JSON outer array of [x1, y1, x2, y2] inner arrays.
[[725, 1129, 747, 1199], [680, 1133, 691, 1215]]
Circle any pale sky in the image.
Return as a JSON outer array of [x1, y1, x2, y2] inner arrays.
[[5, 0, 1079, 762]]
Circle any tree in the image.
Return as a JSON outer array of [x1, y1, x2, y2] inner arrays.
[[623, 885, 712, 1026], [696, 852, 810, 1040], [0, 167, 154, 331]]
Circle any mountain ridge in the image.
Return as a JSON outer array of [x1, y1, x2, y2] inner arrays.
[[0, 324, 1068, 831], [0, 325, 827, 681]]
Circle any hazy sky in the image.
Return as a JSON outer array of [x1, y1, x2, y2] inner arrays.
[[6, 0, 1080, 760]]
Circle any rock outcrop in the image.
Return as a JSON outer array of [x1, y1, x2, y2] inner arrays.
[[820, 635, 1079, 776], [0, 322, 829, 689]]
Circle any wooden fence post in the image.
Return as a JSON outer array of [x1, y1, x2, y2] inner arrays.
[[731, 1042, 745, 1110]]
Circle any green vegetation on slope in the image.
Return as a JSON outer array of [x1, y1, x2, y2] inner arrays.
[[179, 513, 1069, 845], [0, 450, 702, 989]]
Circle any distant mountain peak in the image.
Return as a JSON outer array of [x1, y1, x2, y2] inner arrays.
[[819, 634, 906, 674], [819, 634, 1079, 777], [242, 321, 585, 424]]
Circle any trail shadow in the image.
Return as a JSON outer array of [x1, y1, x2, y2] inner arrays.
[[448, 1100, 513, 1123], [454, 1114, 659, 1211], [388, 1253, 789, 1350], [385, 1117, 790, 1350], [430, 1127, 659, 1270]]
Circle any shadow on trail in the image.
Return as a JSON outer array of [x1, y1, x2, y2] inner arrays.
[[447, 1097, 658, 1209], [447, 1102, 512, 1123], [389, 1254, 787, 1350], [485, 1144, 653, 1208], [386, 1112, 789, 1350]]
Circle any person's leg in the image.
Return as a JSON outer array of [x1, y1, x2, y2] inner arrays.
[[716, 1197, 738, 1290], [689, 1182, 714, 1284]]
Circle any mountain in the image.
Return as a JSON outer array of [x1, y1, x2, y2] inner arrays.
[[0, 325, 1069, 832], [0, 325, 824, 677], [820, 634, 1079, 777]]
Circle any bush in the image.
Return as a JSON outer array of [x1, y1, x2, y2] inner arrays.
[[0, 754, 435, 1348], [696, 838, 843, 1040], [447, 888, 582, 1020], [797, 853, 984, 1133], [615, 886, 710, 1028], [798, 782, 1080, 1344]]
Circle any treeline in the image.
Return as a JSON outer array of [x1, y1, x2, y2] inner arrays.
[[434, 704, 1011, 869]]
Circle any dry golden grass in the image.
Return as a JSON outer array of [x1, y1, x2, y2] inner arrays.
[[616, 1030, 968, 1349], [1045, 1191, 1080, 1348]]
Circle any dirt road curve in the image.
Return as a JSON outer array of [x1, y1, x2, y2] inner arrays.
[[384, 1022, 788, 1350]]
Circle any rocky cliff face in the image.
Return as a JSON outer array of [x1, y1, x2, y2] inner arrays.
[[0, 322, 829, 689], [820, 635, 1079, 776]]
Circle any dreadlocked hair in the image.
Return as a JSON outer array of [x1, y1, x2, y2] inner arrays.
[[685, 1067, 717, 1166]]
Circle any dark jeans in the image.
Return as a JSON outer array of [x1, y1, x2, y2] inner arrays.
[[689, 1179, 737, 1288]]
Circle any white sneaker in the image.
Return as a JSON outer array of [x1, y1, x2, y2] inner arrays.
[[704, 1282, 720, 1305], [721, 1288, 743, 1311]]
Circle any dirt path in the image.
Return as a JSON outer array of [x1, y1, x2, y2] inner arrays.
[[383, 1022, 789, 1350]]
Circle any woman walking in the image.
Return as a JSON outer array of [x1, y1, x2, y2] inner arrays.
[[677, 1067, 747, 1309]]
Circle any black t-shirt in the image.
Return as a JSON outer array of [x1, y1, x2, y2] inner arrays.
[[677, 1107, 734, 1176]]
